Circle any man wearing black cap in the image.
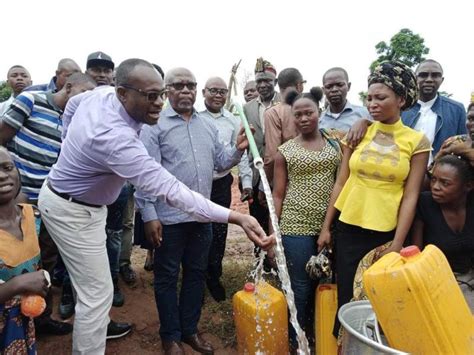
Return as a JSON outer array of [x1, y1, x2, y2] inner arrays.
[[86, 51, 114, 86]]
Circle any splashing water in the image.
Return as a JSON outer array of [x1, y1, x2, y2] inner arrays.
[[234, 102, 310, 354], [256, 165, 310, 354]]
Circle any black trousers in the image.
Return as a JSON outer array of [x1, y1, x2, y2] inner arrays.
[[207, 173, 234, 282], [333, 220, 394, 337]]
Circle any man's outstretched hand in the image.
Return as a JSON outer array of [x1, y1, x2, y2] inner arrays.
[[229, 211, 274, 250]]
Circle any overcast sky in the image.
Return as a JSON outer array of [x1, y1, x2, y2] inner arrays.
[[2, 0, 473, 109]]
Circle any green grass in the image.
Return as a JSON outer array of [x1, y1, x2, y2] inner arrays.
[[200, 258, 254, 347]]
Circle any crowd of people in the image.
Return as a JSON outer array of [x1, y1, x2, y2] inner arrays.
[[0, 52, 472, 355]]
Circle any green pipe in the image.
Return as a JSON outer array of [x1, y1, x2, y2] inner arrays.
[[233, 103, 263, 168]]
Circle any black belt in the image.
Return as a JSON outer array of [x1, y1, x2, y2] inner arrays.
[[47, 181, 102, 208]]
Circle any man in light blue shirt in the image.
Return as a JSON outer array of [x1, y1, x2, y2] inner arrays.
[[136, 68, 251, 355], [199, 76, 252, 302], [319, 67, 370, 132]]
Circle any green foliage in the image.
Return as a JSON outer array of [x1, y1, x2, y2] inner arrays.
[[370, 28, 430, 71], [359, 91, 368, 106], [0, 81, 12, 102]]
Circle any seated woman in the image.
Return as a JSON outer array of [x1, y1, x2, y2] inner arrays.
[[0, 147, 49, 354], [271, 87, 343, 350], [412, 152, 474, 312], [318, 61, 431, 337]]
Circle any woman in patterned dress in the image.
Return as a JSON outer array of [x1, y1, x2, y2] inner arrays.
[[318, 61, 431, 337], [0, 147, 50, 354], [272, 87, 343, 350]]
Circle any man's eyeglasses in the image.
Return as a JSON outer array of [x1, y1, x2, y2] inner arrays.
[[122, 85, 167, 102], [206, 87, 228, 96], [417, 72, 443, 79], [167, 82, 197, 91]]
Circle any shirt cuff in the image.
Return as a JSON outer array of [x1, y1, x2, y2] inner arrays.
[[212, 204, 231, 223], [241, 176, 252, 190], [140, 205, 158, 223]]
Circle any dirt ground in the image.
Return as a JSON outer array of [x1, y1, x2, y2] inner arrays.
[[37, 177, 255, 354]]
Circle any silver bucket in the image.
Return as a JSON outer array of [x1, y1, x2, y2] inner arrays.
[[338, 300, 409, 355]]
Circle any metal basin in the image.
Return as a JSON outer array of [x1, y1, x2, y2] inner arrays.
[[338, 300, 409, 355]]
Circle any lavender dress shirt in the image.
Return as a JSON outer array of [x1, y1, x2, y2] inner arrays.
[[47, 87, 229, 223]]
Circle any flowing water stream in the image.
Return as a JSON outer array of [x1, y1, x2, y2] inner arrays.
[[234, 103, 310, 354], [254, 163, 310, 354]]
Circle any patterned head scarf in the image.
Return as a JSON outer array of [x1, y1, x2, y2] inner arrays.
[[368, 61, 418, 111], [254, 57, 277, 79]]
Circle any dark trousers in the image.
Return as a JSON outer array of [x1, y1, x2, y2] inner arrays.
[[249, 182, 269, 234], [207, 174, 233, 283], [282, 235, 318, 347], [333, 220, 394, 337], [154, 222, 212, 341], [38, 220, 57, 318], [106, 184, 130, 279]]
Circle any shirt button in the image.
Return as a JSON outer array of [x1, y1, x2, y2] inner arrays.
[[194, 149, 197, 152]]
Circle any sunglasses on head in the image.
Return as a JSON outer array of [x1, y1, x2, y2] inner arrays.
[[167, 82, 197, 91]]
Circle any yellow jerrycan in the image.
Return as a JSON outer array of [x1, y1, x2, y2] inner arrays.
[[233, 281, 288, 354], [363, 244, 473, 354], [315, 284, 338, 355]]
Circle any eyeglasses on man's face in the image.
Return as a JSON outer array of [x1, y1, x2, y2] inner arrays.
[[417, 72, 443, 79], [167, 82, 197, 91], [122, 84, 167, 102], [206, 87, 228, 96]]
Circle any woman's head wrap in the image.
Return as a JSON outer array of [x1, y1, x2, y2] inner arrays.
[[368, 61, 418, 111]]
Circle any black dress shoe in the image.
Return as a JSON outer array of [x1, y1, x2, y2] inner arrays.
[[206, 279, 226, 302], [106, 320, 132, 340], [59, 284, 75, 319], [182, 334, 214, 354], [35, 318, 73, 336], [162, 340, 185, 355]]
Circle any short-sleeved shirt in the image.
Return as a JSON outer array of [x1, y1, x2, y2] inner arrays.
[[2, 91, 62, 200], [416, 192, 474, 273], [319, 101, 370, 132], [279, 130, 342, 236], [335, 119, 431, 231]]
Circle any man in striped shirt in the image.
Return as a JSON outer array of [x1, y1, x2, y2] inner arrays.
[[0, 73, 97, 201]]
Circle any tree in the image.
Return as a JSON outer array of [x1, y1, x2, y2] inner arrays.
[[0, 81, 12, 102], [360, 28, 431, 105], [370, 28, 430, 71]]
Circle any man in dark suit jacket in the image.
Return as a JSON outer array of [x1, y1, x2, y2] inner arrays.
[[243, 58, 281, 233]]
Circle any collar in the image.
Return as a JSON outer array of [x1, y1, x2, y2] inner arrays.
[[203, 107, 232, 119], [163, 105, 198, 120], [257, 92, 278, 107], [113, 93, 143, 132], [45, 91, 63, 114], [418, 94, 438, 110], [325, 100, 354, 117]]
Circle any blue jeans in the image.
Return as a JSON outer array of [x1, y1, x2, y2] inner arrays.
[[154, 222, 212, 341], [282, 235, 318, 347], [106, 184, 131, 279]]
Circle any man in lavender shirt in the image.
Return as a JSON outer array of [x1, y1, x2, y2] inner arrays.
[[37, 58, 273, 355]]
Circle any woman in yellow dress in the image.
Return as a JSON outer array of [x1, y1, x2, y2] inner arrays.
[[318, 62, 431, 336]]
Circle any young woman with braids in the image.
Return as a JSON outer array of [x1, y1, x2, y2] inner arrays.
[[271, 87, 343, 350], [318, 61, 431, 336]]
